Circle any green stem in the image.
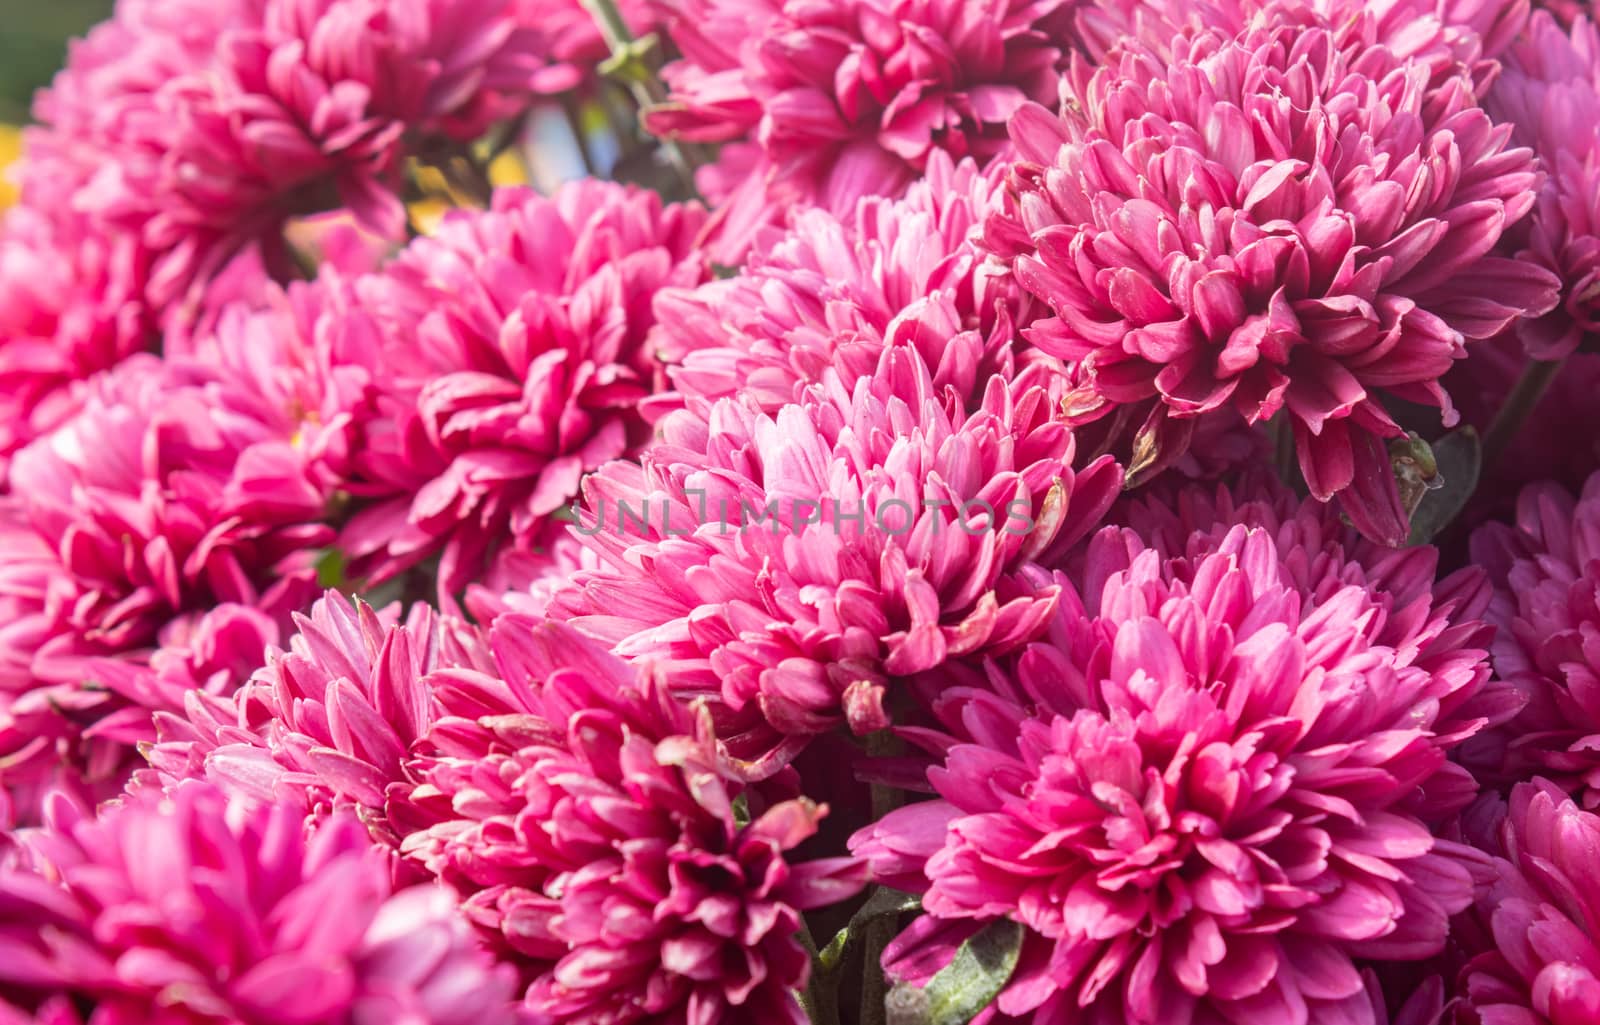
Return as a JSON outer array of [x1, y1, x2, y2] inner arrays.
[[798, 917, 840, 1025], [1483, 357, 1563, 471], [578, 0, 701, 197], [861, 733, 905, 1025]]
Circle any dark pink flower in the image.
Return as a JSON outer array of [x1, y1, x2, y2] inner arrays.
[[853, 487, 1494, 1024], [22, 0, 565, 325], [644, 0, 1077, 254], [399, 617, 866, 1023], [142, 590, 490, 844], [1487, 9, 1600, 358], [336, 181, 708, 596], [985, 18, 1558, 542], [1459, 779, 1600, 1025], [550, 344, 1122, 776], [0, 782, 524, 1025], [1468, 471, 1600, 804]]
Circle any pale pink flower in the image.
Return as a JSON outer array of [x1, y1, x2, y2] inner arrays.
[[0, 782, 524, 1025], [854, 487, 1494, 1024], [985, 19, 1558, 542], [551, 343, 1122, 776], [400, 617, 866, 1022]]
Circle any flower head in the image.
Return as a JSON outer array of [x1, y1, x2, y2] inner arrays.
[[143, 590, 490, 844], [0, 782, 523, 1025], [645, 0, 1077, 253], [551, 343, 1122, 775], [984, 18, 1557, 541], [0, 208, 150, 477], [1469, 471, 1600, 804], [1488, 9, 1600, 357], [1460, 779, 1600, 1025], [652, 152, 1031, 417], [0, 338, 337, 818], [338, 181, 708, 595], [399, 617, 866, 1023], [853, 486, 1493, 1024], [22, 0, 564, 321]]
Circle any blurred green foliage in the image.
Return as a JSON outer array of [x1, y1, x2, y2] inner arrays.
[[0, 1, 114, 122]]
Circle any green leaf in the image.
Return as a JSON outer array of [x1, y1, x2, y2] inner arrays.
[[818, 887, 921, 975], [886, 919, 1023, 1025], [314, 547, 348, 589], [1406, 426, 1481, 545]]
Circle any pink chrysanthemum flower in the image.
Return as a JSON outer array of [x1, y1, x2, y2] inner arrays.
[[23, 0, 565, 318], [644, 0, 1077, 253], [337, 181, 707, 596], [652, 152, 1031, 417], [143, 590, 490, 845], [852, 487, 1494, 1025], [1075, 0, 1529, 86], [1460, 779, 1600, 1025], [984, 20, 1558, 542], [0, 782, 524, 1025], [1487, 9, 1600, 358], [399, 617, 866, 1023], [1468, 471, 1600, 804], [0, 342, 337, 817], [0, 208, 150, 478], [550, 344, 1122, 775]]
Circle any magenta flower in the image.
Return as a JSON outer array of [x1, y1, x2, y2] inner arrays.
[[644, 0, 1076, 253], [143, 590, 490, 844], [0, 340, 337, 818], [336, 181, 708, 595], [1469, 471, 1600, 804], [22, 0, 565, 320], [0, 782, 524, 1025], [853, 488, 1494, 1024], [0, 208, 150, 478], [984, 19, 1557, 541], [1460, 779, 1600, 1025], [399, 617, 866, 1023], [652, 152, 1032, 417], [1488, 9, 1600, 358], [551, 344, 1122, 775]]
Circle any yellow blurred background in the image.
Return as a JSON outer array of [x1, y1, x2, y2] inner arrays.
[[0, 124, 19, 209]]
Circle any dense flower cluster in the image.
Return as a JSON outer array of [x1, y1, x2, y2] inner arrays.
[[0, 783, 523, 1025], [552, 345, 1122, 774], [645, 0, 1078, 252], [400, 618, 866, 1022], [338, 180, 709, 594], [5, 0, 1600, 1022], [854, 486, 1494, 1024], [984, 14, 1558, 540]]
